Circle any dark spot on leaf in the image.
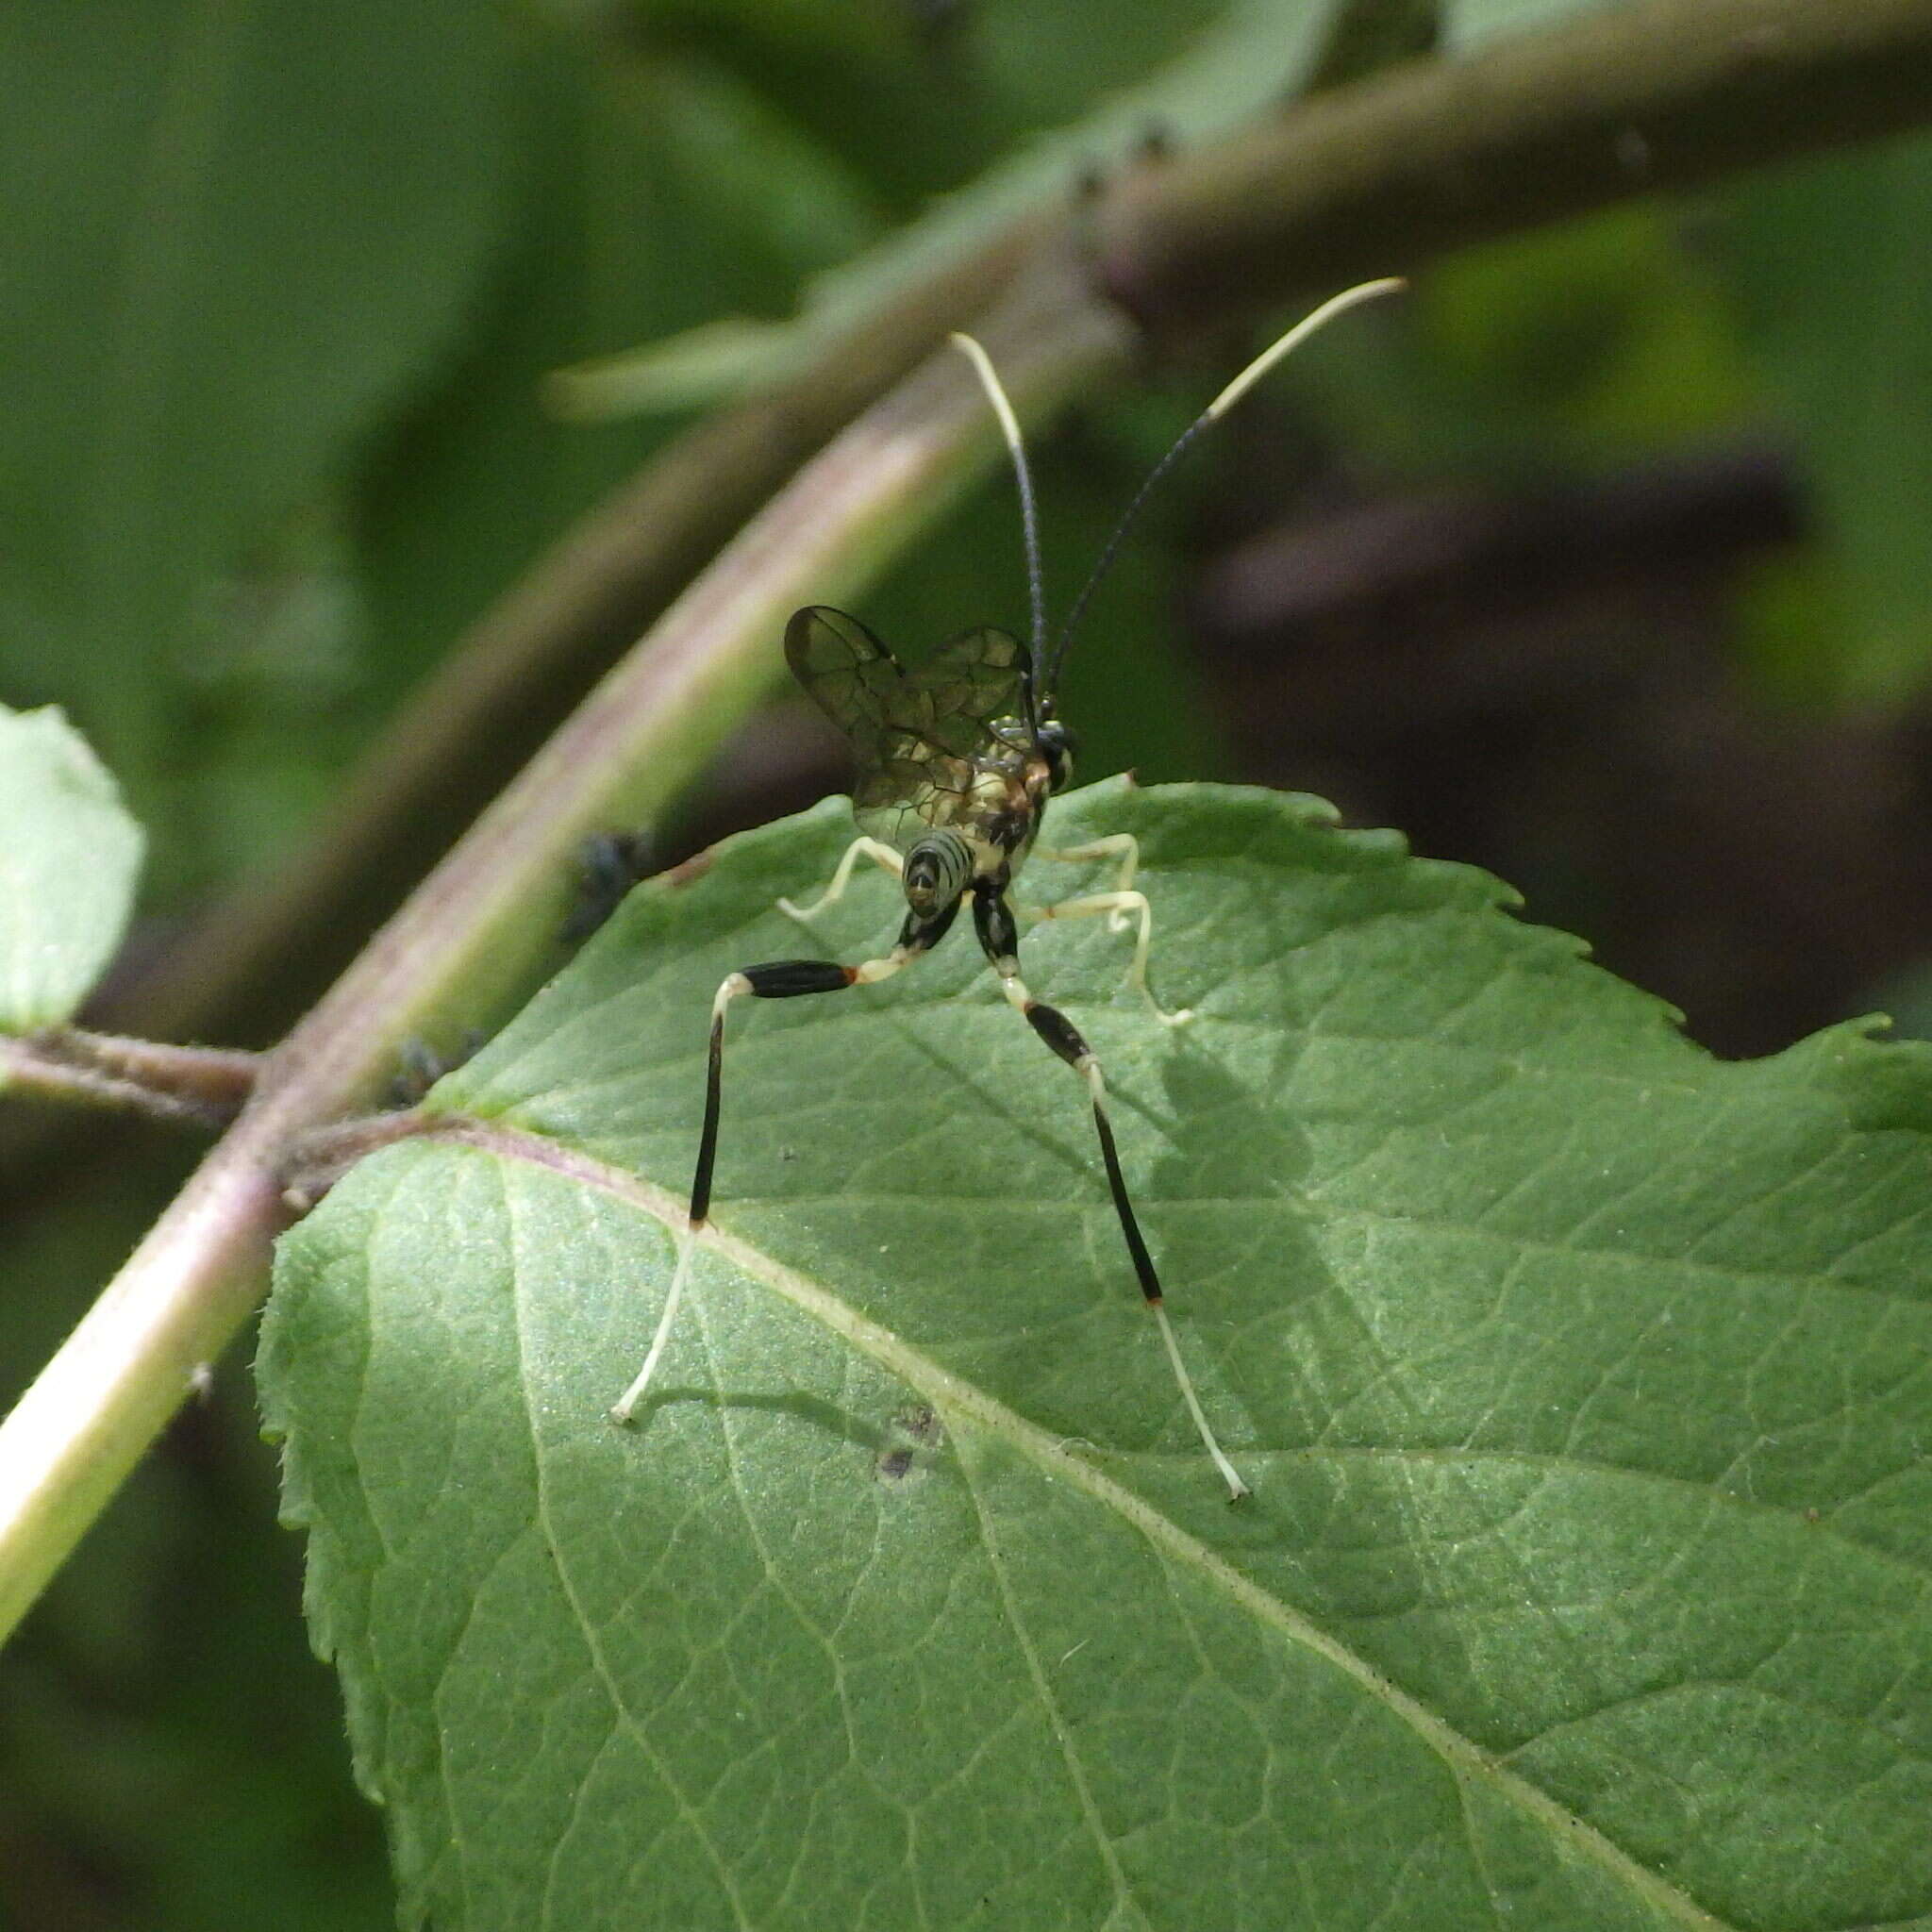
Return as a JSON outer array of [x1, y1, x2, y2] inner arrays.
[[874, 1404, 944, 1481]]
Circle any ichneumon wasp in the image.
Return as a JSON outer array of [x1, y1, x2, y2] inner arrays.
[[613, 277, 1403, 1499]]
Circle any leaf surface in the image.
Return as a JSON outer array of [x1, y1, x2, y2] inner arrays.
[[261, 783, 1932, 1930], [0, 703, 143, 1032]]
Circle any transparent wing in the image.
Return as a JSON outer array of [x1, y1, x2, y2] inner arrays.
[[786, 608, 1035, 848], [784, 606, 905, 760], [898, 626, 1031, 760]]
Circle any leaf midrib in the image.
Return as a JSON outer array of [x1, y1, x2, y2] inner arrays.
[[503, 1175, 759, 1932]]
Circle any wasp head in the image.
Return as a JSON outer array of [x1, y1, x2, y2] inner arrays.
[[1037, 716, 1075, 795]]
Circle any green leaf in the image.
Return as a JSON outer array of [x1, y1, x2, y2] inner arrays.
[[0, 704, 143, 1032], [1716, 130, 1932, 706], [0, 1, 515, 791], [261, 783, 1932, 1929], [354, 37, 880, 715]]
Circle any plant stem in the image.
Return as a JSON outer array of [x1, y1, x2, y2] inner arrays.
[[0, 1031, 256, 1127], [1098, 0, 1932, 329]]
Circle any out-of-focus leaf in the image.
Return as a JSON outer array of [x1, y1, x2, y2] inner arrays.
[[546, 318, 802, 420], [667, 0, 1247, 218], [353, 40, 881, 719], [1717, 131, 1932, 706], [264, 783, 1932, 1930], [0, 1, 516, 812], [543, 42, 886, 418], [0, 704, 142, 1032]]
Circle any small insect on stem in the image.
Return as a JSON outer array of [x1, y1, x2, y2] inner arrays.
[[614, 276, 1405, 1499]]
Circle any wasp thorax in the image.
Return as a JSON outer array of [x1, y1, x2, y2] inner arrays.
[[903, 830, 974, 915]]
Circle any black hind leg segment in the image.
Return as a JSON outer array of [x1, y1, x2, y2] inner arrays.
[[972, 880, 1248, 1497], [613, 897, 958, 1424], [690, 960, 855, 1223], [777, 835, 904, 921]]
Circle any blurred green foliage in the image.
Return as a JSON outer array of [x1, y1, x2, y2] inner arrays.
[[5, 0, 1932, 1924]]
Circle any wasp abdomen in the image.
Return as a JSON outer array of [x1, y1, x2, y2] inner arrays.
[[903, 829, 974, 915]]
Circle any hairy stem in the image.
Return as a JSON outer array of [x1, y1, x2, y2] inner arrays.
[[0, 1031, 256, 1128]]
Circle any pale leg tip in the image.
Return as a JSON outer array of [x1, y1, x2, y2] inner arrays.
[[1156, 1005, 1195, 1028], [1211, 1448, 1251, 1501], [775, 894, 805, 920], [608, 1401, 636, 1426]]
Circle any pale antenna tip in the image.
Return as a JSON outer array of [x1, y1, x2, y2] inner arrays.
[[950, 333, 1022, 456], [1207, 275, 1408, 421], [950, 330, 1047, 663]]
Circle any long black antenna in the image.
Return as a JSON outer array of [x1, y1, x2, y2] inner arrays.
[[1043, 276, 1405, 699], [951, 332, 1047, 720]]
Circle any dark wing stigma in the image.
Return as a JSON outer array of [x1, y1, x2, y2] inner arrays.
[[787, 608, 1035, 849]]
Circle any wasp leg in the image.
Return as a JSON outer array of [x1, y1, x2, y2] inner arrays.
[[1035, 831, 1140, 893], [971, 882, 1247, 1500], [1032, 833, 1140, 924], [1027, 832, 1191, 1023], [777, 836, 904, 922], [613, 894, 958, 1425], [1016, 887, 1191, 1026]]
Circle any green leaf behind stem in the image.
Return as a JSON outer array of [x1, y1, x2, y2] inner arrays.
[[0, 703, 143, 1031]]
